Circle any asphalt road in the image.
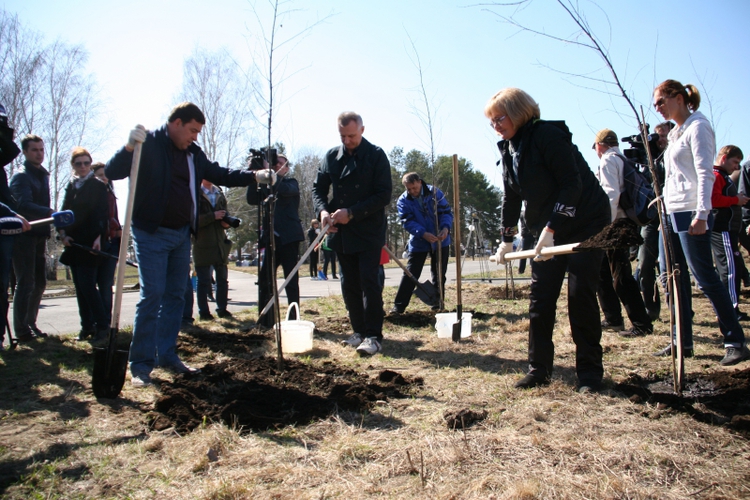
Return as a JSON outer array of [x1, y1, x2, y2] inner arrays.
[[16, 257, 504, 337]]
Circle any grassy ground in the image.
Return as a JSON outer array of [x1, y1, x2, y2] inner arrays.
[[0, 280, 748, 499]]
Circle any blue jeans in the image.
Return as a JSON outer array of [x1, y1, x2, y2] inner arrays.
[[659, 216, 744, 348], [129, 225, 191, 376]]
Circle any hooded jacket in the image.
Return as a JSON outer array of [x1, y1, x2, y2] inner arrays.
[[397, 182, 452, 253]]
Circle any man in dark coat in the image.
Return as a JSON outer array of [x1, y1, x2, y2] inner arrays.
[[105, 102, 272, 387], [312, 112, 392, 356], [247, 153, 304, 326], [9, 134, 53, 341]]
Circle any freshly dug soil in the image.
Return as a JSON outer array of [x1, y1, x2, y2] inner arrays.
[[443, 408, 488, 430], [577, 218, 643, 250], [148, 358, 423, 433], [615, 367, 750, 435]]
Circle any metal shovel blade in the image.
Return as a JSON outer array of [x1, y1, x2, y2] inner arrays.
[[92, 333, 129, 399], [415, 280, 440, 307]]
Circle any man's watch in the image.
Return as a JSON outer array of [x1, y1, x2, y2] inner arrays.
[[347, 208, 353, 221]]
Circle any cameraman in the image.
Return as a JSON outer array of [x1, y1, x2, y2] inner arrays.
[[193, 179, 232, 320], [246, 152, 304, 325]]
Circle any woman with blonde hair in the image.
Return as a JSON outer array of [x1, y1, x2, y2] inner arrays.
[[653, 79, 749, 365], [58, 147, 109, 344], [486, 87, 611, 391]]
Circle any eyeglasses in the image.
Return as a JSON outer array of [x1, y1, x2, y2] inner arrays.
[[489, 115, 508, 128], [653, 97, 669, 109], [73, 160, 91, 167]]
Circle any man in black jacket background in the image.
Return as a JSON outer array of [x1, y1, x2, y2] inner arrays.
[[247, 153, 304, 326], [313, 112, 392, 357], [10, 134, 52, 341]]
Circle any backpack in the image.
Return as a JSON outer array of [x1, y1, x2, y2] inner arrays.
[[615, 153, 657, 226]]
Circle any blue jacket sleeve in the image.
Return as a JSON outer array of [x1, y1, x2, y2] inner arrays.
[[398, 195, 426, 238], [436, 188, 453, 230]]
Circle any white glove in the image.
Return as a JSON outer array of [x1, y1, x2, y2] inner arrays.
[[127, 125, 146, 149], [533, 229, 555, 262], [255, 169, 278, 185], [490, 241, 514, 265]]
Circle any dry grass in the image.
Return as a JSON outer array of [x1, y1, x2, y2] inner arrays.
[[1, 281, 749, 499]]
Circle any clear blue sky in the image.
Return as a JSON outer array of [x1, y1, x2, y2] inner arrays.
[[5, 0, 750, 196]]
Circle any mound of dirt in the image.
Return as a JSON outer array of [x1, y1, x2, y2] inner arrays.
[[577, 218, 643, 250], [443, 408, 488, 430], [148, 358, 423, 433], [486, 285, 530, 300], [385, 311, 435, 328], [615, 367, 750, 434]]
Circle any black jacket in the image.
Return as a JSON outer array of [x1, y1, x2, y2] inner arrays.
[[59, 175, 109, 267], [0, 135, 20, 210], [105, 125, 256, 234], [9, 161, 51, 237], [498, 120, 610, 244], [312, 137, 392, 254], [246, 175, 304, 247]]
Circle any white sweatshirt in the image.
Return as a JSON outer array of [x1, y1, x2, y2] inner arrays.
[[596, 146, 627, 223], [663, 110, 716, 219]]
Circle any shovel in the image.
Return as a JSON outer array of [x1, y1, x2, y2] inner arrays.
[[69, 241, 139, 268], [451, 154, 463, 342], [382, 246, 440, 307], [92, 142, 142, 399]]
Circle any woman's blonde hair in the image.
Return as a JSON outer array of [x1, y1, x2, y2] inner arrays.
[[484, 88, 540, 128], [654, 79, 701, 112]]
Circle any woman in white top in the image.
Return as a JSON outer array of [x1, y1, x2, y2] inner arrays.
[[653, 79, 748, 366]]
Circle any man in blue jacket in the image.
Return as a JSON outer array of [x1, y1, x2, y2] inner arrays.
[[105, 102, 274, 387], [392, 172, 452, 314]]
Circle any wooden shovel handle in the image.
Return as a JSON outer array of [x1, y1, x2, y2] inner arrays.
[[502, 243, 580, 261]]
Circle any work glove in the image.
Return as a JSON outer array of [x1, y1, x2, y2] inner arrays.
[[127, 125, 146, 149], [533, 228, 555, 262], [255, 169, 278, 185], [490, 241, 513, 265]]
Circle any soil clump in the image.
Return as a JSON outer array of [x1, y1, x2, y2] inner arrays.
[[149, 357, 423, 433], [577, 218, 643, 250], [615, 367, 750, 435]]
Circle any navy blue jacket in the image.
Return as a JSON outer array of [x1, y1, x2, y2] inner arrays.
[[9, 161, 51, 237], [0, 134, 20, 210], [246, 175, 304, 247], [105, 125, 256, 234], [397, 183, 452, 253], [312, 137, 392, 254]]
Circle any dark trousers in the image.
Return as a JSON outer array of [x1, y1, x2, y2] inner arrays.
[[598, 247, 652, 331], [71, 264, 109, 332], [337, 247, 384, 340], [12, 234, 46, 335], [528, 249, 604, 382], [183, 273, 194, 322], [97, 237, 119, 325], [711, 230, 742, 312], [308, 249, 318, 278], [259, 242, 300, 325], [322, 249, 337, 277], [196, 264, 228, 315], [636, 219, 661, 316], [393, 246, 449, 311], [0, 235, 13, 341]]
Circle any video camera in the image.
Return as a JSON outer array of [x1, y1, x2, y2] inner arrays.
[[0, 104, 14, 142], [246, 147, 278, 171], [620, 124, 660, 166], [222, 211, 241, 228]]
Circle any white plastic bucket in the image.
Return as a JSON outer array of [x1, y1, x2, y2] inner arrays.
[[277, 303, 315, 354], [435, 312, 472, 339]]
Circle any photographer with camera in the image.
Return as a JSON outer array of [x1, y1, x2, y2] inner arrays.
[[193, 179, 234, 320], [246, 152, 304, 326]]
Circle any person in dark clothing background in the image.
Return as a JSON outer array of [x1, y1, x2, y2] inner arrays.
[[247, 152, 304, 325], [92, 162, 122, 325], [10, 134, 53, 341], [313, 112, 392, 357], [487, 88, 611, 392], [58, 148, 110, 344], [306, 219, 320, 279], [0, 104, 29, 347]]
